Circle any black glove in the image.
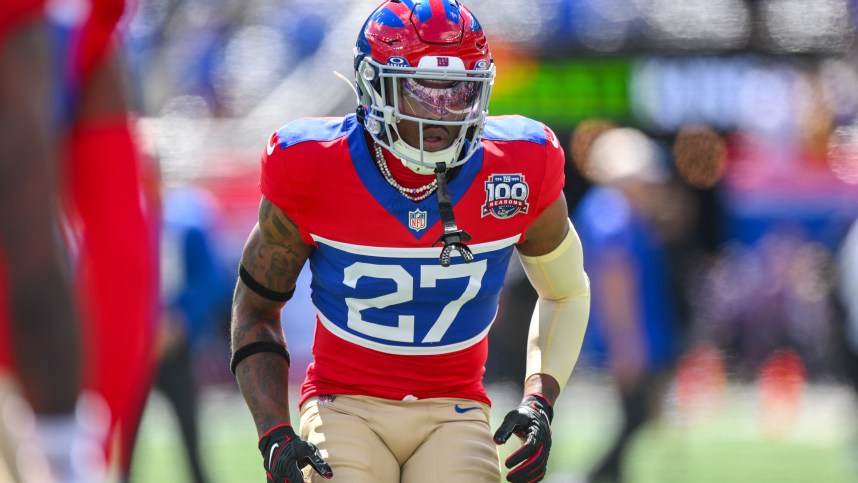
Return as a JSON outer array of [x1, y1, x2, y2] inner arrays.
[[493, 394, 554, 483], [259, 424, 333, 483]]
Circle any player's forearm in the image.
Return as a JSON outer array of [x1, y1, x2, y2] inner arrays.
[[524, 295, 590, 392], [521, 220, 591, 394], [234, 351, 293, 436], [231, 284, 294, 435], [232, 202, 311, 435]]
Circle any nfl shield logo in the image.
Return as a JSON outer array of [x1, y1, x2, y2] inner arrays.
[[408, 209, 427, 232]]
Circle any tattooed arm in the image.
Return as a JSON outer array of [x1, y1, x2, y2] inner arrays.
[[231, 196, 313, 436]]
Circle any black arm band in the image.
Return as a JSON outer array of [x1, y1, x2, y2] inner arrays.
[[238, 264, 295, 302], [230, 341, 291, 375]]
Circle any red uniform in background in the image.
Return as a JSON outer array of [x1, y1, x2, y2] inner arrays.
[[0, 0, 159, 478], [64, 0, 160, 475]]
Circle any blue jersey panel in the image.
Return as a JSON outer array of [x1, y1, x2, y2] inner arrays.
[[275, 116, 356, 149], [308, 236, 517, 355], [483, 116, 547, 145]]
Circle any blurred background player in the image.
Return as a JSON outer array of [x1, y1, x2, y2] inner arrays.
[[0, 1, 92, 481], [0, 0, 160, 480], [573, 127, 688, 483], [154, 184, 226, 483], [55, 0, 161, 478]]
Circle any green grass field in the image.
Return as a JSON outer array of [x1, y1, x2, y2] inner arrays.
[[129, 379, 858, 483]]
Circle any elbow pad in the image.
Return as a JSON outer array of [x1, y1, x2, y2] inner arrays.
[[520, 219, 590, 393]]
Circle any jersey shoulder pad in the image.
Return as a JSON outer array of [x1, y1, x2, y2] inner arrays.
[[269, 115, 355, 154], [483, 115, 549, 145]]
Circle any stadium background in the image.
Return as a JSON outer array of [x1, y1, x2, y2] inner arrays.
[[119, 0, 858, 481]]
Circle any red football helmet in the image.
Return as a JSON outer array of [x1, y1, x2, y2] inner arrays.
[[354, 0, 495, 173]]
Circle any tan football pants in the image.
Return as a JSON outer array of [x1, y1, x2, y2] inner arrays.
[[299, 395, 502, 482]]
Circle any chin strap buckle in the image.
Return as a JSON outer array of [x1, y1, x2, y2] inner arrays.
[[432, 162, 473, 267]]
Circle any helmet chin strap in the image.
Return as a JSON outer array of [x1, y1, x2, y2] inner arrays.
[[391, 139, 458, 175]]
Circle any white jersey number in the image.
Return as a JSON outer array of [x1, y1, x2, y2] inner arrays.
[[343, 260, 488, 343]]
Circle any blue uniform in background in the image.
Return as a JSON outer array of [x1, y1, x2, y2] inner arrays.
[[157, 185, 228, 483], [574, 185, 680, 371], [161, 187, 227, 348], [573, 183, 683, 483]]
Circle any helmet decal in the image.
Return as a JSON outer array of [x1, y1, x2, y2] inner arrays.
[[387, 56, 410, 67], [370, 5, 407, 29], [469, 13, 482, 32], [412, 0, 463, 44], [413, 0, 460, 25]]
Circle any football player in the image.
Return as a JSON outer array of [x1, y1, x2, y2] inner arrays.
[[0, 0, 159, 480], [230, 1, 591, 482], [56, 0, 160, 477]]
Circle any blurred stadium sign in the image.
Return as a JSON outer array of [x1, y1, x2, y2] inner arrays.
[[490, 57, 633, 129]]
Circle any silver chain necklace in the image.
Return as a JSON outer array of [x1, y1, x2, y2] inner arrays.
[[373, 143, 438, 201]]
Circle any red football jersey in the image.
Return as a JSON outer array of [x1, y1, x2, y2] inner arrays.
[[260, 114, 565, 407]]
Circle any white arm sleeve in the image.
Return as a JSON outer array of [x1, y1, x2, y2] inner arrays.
[[519, 219, 591, 393]]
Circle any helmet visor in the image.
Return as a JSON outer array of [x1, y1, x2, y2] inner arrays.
[[398, 78, 482, 121]]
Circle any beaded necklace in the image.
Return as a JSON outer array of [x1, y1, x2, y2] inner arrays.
[[373, 143, 437, 201]]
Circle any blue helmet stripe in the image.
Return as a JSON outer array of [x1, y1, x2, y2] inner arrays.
[[372, 7, 407, 28], [444, 1, 460, 23], [470, 15, 482, 32], [413, 2, 432, 22], [356, 24, 371, 54], [412, 1, 462, 24]]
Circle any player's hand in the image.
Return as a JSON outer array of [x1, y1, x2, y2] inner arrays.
[[493, 394, 554, 483], [259, 424, 333, 483]]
